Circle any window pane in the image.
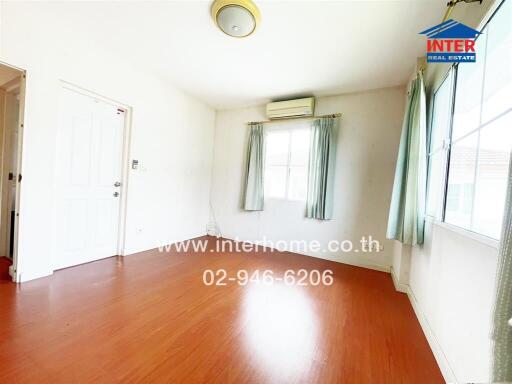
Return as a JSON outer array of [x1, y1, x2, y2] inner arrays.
[[481, 0, 512, 123], [430, 72, 453, 153], [472, 112, 512, 238], [290, 129, 310, 166], [264, 165, 287, 198], [288, 166, 308, 201], [265, 131, 289, 165], [445, 133, 478, 228], [426, 150, 447, 218], [451, 35, 487, 140]]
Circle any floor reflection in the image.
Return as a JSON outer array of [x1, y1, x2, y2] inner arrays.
[[240, 282, 318, 381]]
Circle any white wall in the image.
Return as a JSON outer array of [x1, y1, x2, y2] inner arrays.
[[408, 221, 498, 382], [210, 87, 405, 271], [0, 2, 215, 281]]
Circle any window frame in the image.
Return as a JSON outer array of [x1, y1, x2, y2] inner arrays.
[[426, 68, 455, 220], [441, 65, 458, 224], [263, 123, 311, 202], [426, 0, 510, 245]]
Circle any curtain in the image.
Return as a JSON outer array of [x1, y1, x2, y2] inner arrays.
[[492, 152, 512, 383], [306, 117, 338, 220], [386, 72, 427, 246], [242, 123, 264, 211]]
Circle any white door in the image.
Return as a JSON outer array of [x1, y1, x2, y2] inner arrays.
[[55, 88, 124, 269]]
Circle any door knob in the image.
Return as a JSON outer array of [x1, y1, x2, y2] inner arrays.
[[113, 192, 119, 197], [114, 181, 121, 187]]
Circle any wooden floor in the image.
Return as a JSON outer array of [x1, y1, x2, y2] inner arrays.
[[0, 257, 12, 281], [0, 236, 443, 383]]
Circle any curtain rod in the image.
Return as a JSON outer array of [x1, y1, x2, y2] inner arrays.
[[442, 0, 482, 22], [248, 113, 342, 125]]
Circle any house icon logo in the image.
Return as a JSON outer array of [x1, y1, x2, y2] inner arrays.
[[420, 19, 481, 63]]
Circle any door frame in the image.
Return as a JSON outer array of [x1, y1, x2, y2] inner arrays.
[[0, 60, 26, 282], [59, 81, 133, 259], [2, 80, 21, 263]]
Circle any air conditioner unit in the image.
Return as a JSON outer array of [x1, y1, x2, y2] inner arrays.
[[266, 97, 315, 120]]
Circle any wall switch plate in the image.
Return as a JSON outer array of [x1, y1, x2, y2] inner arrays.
[[132, 159, 139, 170]]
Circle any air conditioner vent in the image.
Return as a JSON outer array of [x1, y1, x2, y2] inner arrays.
[[266, 97, 315, 120]]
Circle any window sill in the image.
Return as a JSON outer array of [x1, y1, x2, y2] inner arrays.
[[426, 216, 500, 249]]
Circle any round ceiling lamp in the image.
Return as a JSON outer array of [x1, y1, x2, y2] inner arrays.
[[211, 0, 261, 38]]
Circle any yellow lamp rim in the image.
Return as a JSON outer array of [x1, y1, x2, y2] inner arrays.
[[211, 0, 261, 37]]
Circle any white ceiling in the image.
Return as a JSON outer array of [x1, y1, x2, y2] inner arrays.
[[43, 1, 448, 110]]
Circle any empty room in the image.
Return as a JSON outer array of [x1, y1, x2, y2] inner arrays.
[[0, 0, 510, 383]]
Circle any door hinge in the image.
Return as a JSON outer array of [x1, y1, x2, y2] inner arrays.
[[18, 174, 22, 182]]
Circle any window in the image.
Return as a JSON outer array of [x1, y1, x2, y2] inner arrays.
[[264, 124, 310, 200], [426, 70, 454, 218], [427, 0, 512, 240]]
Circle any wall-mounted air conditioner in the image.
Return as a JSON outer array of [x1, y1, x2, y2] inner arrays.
[[266, 97, 315, 120]]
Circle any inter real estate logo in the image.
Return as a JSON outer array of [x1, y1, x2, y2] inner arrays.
[[420, 19, 481, 63]]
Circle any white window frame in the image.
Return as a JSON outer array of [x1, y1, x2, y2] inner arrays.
[[426, 0, 510, 247], [426, 69, 454, 220], [264, 123, 310, 202]]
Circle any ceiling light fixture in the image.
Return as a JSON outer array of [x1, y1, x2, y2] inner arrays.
[[211, 0, 261, 38]]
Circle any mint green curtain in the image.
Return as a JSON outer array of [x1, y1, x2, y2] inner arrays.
[[492, 152, 512, 383], [306, 117, 338, 220], [242, 123, 264, 211], [386, 72, 427, 246]]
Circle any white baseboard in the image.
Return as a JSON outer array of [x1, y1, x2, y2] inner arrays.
[[218, 234, 391, 273], [390, 266, 408, 293], [13, 233, 208, 283], [123, 232, 207, 256], [405, 285, 457, 384], [12, 268, 53, 283]]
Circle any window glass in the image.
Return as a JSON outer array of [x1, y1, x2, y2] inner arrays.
[[445, 133, 478, 228], [481, 0, 512, 123], [264, 126, 310, 201], [442, 2, 511, 239], [472, 113, 512, 238], [451, 35, 486, 140], [266, 130, 289, 165], [264, 165, 287, 199], [429, 72, 453, 153]]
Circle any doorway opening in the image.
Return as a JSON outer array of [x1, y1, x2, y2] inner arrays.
[[0, 63, 25, 281]]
